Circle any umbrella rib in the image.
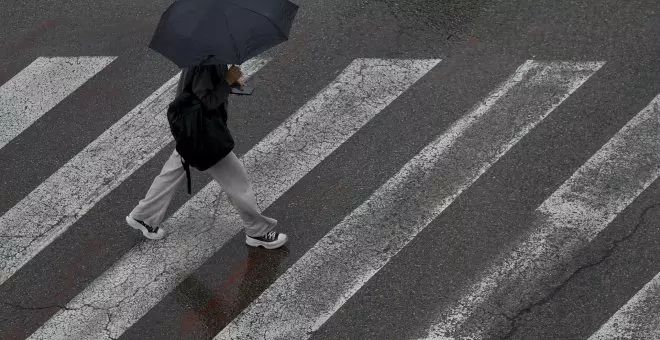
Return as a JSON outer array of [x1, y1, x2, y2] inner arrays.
[[227, 1, 289, 39], [221, 5, 240, 63]]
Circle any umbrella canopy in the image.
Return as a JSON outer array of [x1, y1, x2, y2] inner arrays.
[[149, 0, 299, 67]]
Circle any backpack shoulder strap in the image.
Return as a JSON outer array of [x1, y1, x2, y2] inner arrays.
[[180, 66, 199, 95], [181, 157, 192, 195]]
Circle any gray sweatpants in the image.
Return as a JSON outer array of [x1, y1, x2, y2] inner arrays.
[[129, 148, 276, 237]]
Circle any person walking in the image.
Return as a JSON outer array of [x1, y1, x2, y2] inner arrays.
[[125, 64, 287, 249]]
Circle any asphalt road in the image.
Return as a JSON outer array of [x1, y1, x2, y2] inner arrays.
[[1, 0, 659, 339]]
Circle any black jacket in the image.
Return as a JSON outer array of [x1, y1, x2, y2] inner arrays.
[[176, 64, 232, 113]]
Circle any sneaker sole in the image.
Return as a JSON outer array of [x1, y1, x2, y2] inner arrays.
[[245, 234, 288, 249], [126, 216, 166, 240]]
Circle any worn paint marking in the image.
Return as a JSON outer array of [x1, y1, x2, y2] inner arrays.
[[426, 91, 660, 339]]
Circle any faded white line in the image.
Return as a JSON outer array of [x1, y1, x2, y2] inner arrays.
[[27, 58, 441, 340], [0, 56, 116, 149], [589, 270, 660, 339], [425, 92, 660, 339], [214, 60, 603, 340], [0, 58, 270, 285]]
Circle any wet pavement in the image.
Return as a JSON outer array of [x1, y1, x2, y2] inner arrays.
[[1, 0, 659, 339]]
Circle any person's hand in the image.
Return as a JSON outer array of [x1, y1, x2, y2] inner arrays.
[[225, 65, 244, 86]]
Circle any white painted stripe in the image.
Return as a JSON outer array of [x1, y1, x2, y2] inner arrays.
[[0, 56, 116, 149], [0, 58, 270, 286], [589, 270, 660, 339], [424, 92, 660, 339], [214, 61, 604, 340], [27, 58, 441, 340]]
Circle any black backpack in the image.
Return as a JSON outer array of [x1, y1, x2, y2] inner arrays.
[[166, 66, 235, 194]]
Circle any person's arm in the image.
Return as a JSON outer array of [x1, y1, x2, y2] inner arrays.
[[191, 66, 231, 110]]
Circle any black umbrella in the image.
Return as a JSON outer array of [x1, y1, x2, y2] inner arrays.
[[149, 0, 299, 67]]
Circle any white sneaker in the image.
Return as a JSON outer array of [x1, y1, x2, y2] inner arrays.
[[245, 230, 288, 249], [126, 216, 166, 240]]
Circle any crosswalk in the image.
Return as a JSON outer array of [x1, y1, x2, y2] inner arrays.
[[26, 58, 440, 340], [215, 60, 603, 340], [0, 54, 659, 339]]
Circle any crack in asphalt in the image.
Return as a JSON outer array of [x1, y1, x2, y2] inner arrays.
[[0, 299, 101, 313], [2, 273, 139, 338], [1, 212, 76, 266], [499, 202, 660, 340], [1, 301, 68, 311]]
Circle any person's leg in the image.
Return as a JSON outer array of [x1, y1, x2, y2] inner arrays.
[[205, 152, 286, 248], [126, 148, 186, 239]]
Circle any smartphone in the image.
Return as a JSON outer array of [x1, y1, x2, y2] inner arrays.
[[230, 85, 254, 95]]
